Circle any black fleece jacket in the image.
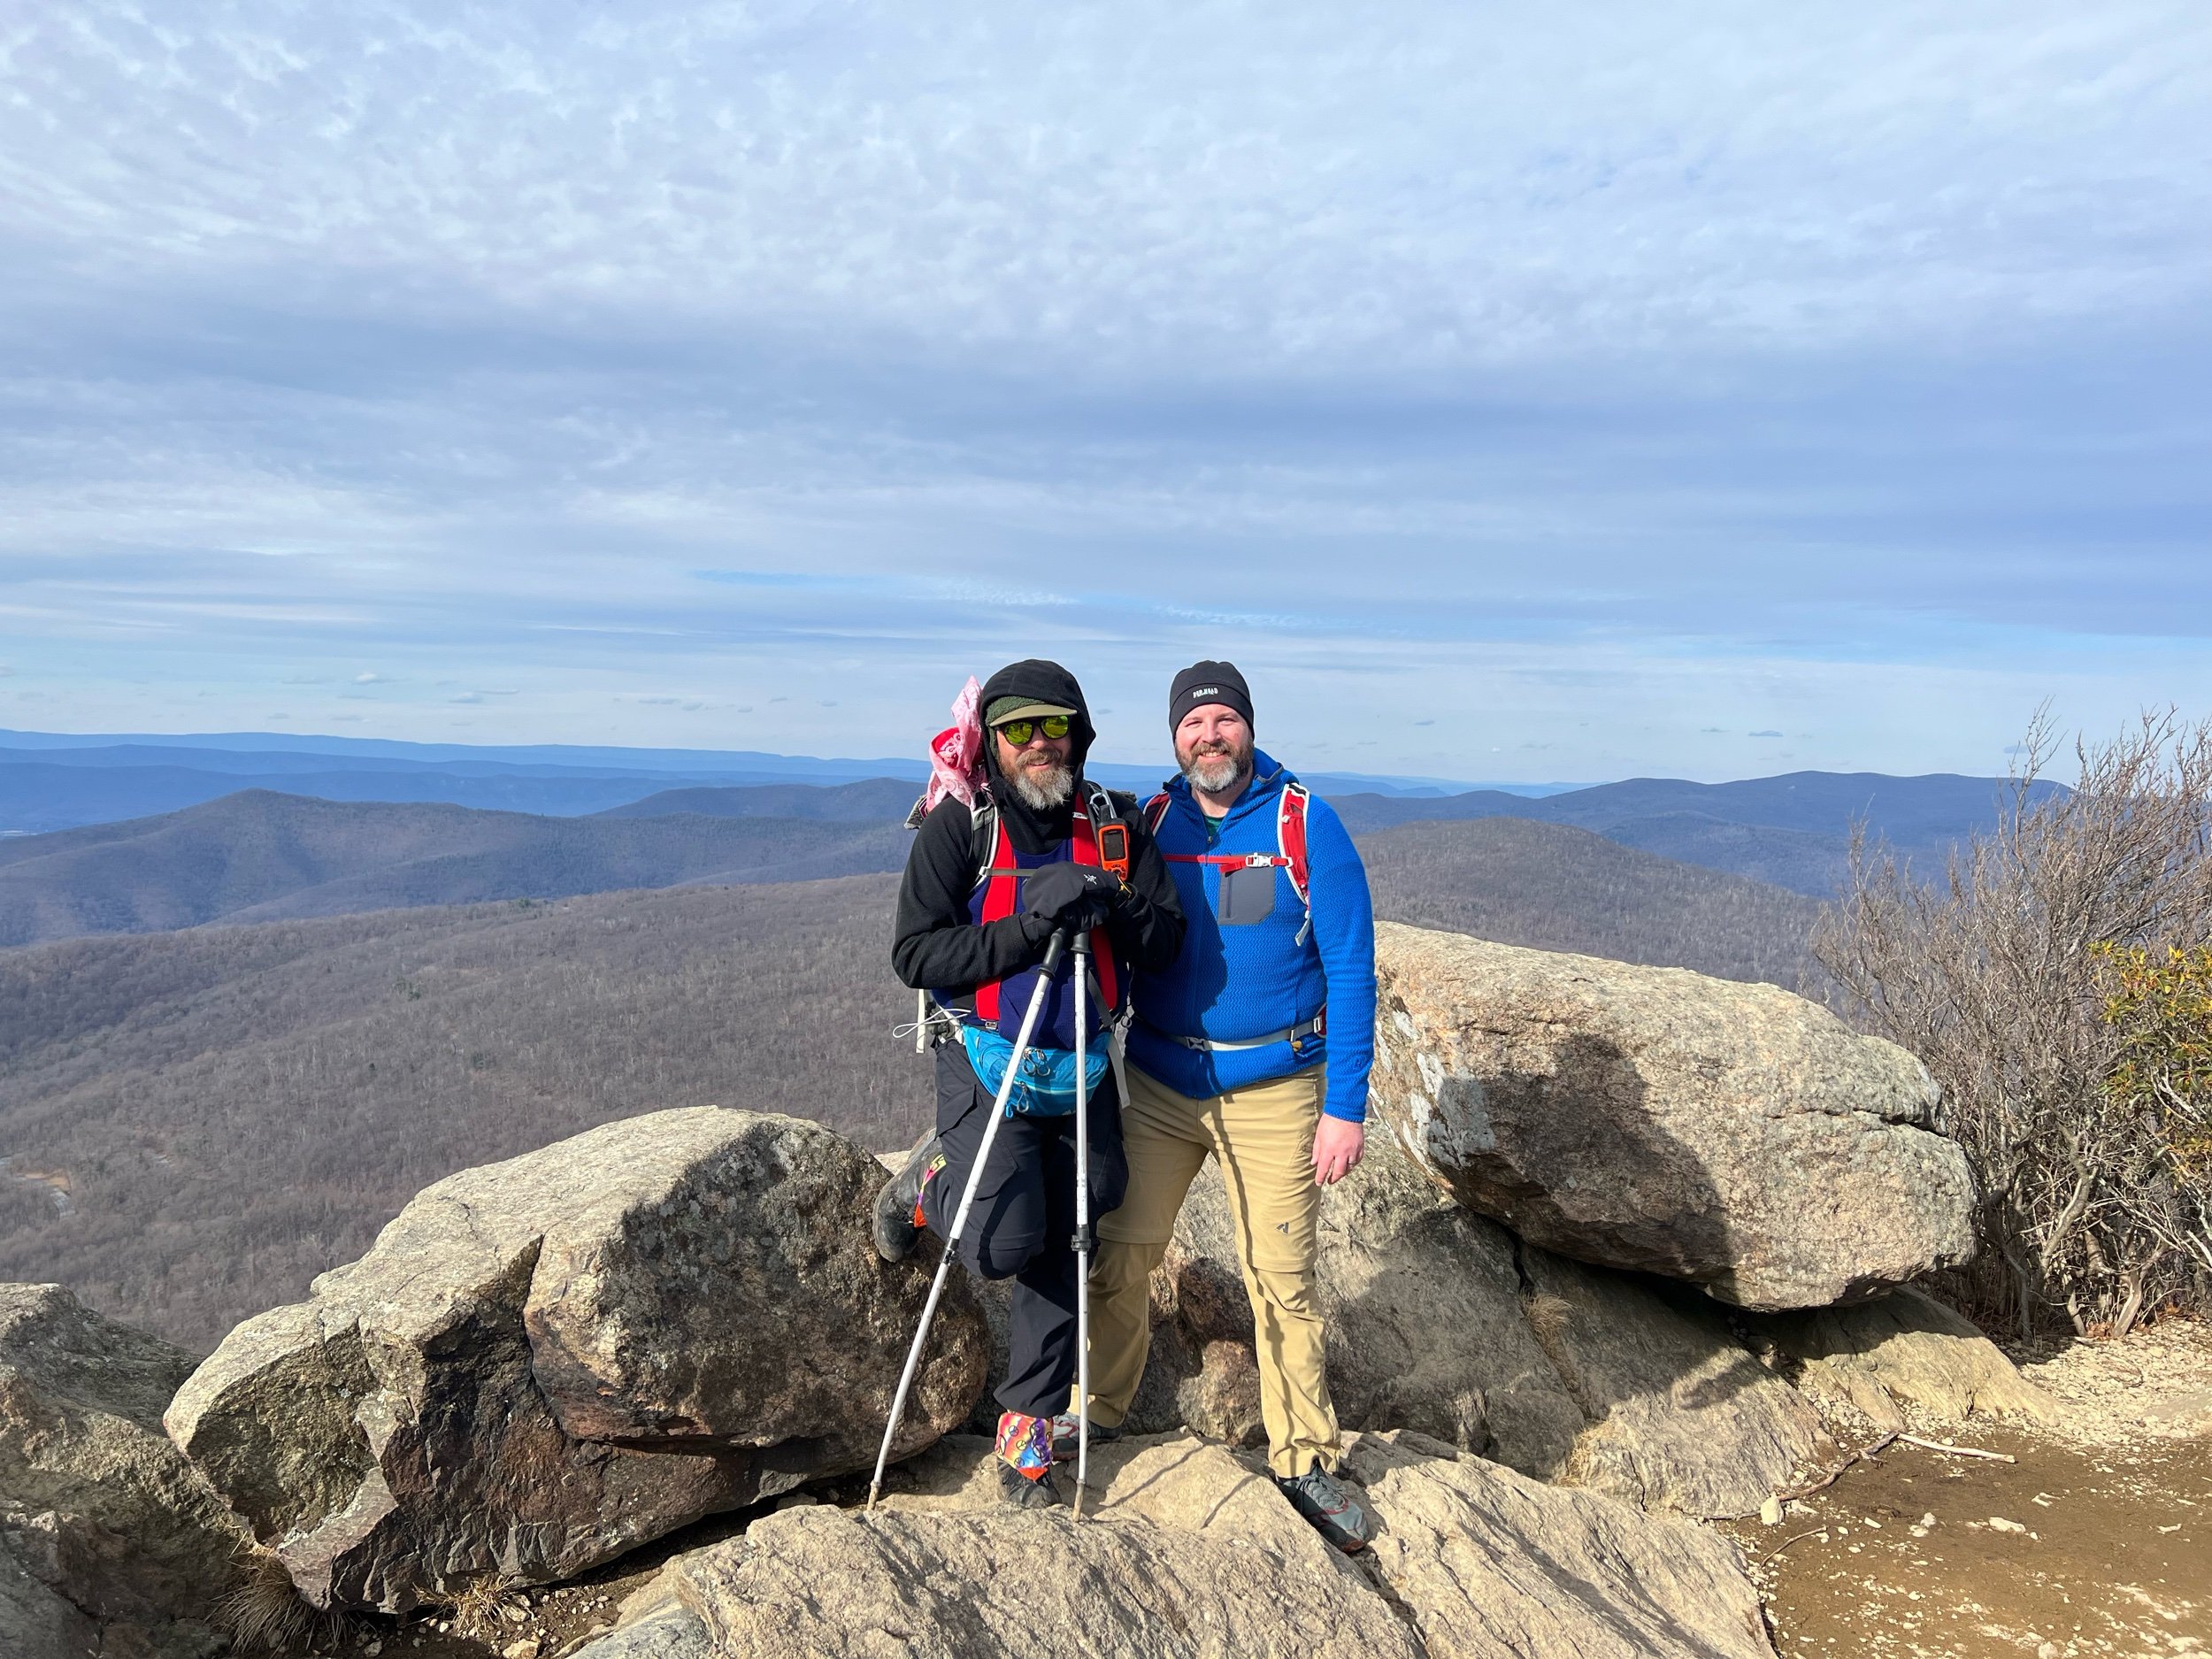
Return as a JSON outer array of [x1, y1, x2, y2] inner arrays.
[[892, 658, 1184, 1009]]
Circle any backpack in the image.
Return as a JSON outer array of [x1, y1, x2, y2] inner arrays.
[[904, 779, 1133, 1051]]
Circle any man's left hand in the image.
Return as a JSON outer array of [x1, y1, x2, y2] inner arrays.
[[1311, 1116, 1365, 1187]]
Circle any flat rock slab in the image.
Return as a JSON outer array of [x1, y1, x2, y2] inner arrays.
[[1345, 1430, 1776, 1658], [666, 1432, 1772, 1659], [0, 1281, 248, 1649], [1372, 922, 1976, 1310], [673, 1435, 1416, 1659], [1751, 1286, 2062, 1430], [166, 1108, 987, 1612], [568, 1605, 714, 1659]]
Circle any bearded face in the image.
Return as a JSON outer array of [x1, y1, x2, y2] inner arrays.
[[996, 726, 1077, 810], [1008, 752, 1075, 810], [1177, 715, 1254, 796]]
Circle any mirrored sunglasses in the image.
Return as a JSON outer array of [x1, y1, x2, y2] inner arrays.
[[995, 715, 1071, 744]]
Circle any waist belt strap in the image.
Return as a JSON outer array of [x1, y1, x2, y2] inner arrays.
[[1139, 1012, 1324, 1053]]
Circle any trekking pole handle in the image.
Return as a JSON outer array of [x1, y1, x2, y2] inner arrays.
[[1040, 927, 1068, 972]]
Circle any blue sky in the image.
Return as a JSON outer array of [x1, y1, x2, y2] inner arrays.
[[2, 1, 2207, 781]]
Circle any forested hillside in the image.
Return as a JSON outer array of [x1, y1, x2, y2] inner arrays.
[[1361, 818, 1822, 990], [0, 879, 916, 1348]]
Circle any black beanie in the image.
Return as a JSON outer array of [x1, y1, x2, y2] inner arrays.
[[1168, 660, 1254, 731]]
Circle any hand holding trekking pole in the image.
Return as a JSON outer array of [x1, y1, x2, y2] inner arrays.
[[1022, 863, 1118, 933], [868, 928, 1070, 1512]]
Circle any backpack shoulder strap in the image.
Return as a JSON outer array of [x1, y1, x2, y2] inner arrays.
[[1143, 791, 1171, 833], [1080, 778, 1118, 830], [1277, 782, 1312, 909], [969, 794, 1002, 890]]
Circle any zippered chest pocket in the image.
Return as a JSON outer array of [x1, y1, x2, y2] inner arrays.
[[1218, 860, 1279, 926]]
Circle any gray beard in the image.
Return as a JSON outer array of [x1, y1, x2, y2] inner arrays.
[[1183, 752, 1249, 795], [1009, 763, 1075, 811]]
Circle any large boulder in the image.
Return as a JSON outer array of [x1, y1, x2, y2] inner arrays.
[[166, 1108, 987, 1612], [659, 1431, 1773, 1658], [1371, 922, 1976, 1310], [1519, 1249, 1833, 1517], [0, 1282, 249, 1655], [1, 1536, 96, 1659], [1749, 1286, 2062, 1430]]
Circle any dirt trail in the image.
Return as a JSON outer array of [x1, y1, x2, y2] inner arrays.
[[1727, 1317, 2212, 1659]]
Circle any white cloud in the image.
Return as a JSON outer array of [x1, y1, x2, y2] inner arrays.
[[0, 2, 2203, 778]]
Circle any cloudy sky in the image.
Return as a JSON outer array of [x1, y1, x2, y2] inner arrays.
[[3, 2, 2207, 781]]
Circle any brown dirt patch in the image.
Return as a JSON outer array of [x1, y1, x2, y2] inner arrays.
[[1725, 1423, 2210, 1658]]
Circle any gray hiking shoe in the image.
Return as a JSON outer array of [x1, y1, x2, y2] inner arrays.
[[1277, 1465, 1371, 1554], [1047, 1413, 1124, 1463], [872, 1132, 943, 1263]]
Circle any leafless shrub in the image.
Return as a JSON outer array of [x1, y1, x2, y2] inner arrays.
[[1815, 708, 2212, 1336]]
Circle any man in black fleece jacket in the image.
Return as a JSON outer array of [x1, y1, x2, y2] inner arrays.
[[882, 658, 1183, 1507]]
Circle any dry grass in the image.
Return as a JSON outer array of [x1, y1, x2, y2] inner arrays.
[[441, 1571, 531, 1641], [214, 1548, 352, 1655]]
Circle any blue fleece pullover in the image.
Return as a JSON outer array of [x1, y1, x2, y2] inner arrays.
[[1125, 750, 1377, 1122]]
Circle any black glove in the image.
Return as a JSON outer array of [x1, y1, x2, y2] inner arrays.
[[1022, 863, 1122, 933]]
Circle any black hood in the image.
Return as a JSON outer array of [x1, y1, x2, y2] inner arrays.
[[978, 658, 1096, 777], [977, 657, 1095, 852]]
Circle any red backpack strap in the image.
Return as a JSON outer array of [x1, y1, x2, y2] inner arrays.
[[972, 806, 1018, 1024], [1143, 791, 1171, 833], [1277, 782, 1311, 909]]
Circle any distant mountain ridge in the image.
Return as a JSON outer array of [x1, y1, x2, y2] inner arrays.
[[1, 729, 1495, 833], [1325, 769, 2062, 895], [0, 760, 2051, 944], [0, 791, 909, 947]]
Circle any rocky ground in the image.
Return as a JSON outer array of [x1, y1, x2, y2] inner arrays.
[[1728, 1316, 2212, 1659], [205, 1320, 2203, 1659], [8, 926, 2205, 1658]]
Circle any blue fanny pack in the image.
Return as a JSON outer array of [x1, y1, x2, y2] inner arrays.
[[960, 1024, 1110, 1118]]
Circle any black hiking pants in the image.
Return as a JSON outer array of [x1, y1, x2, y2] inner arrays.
[[924, 1037, 1128, 1419]]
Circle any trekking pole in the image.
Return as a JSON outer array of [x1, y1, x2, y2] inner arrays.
[[1071, 930, 1093, 1521], [867, 928, 1070, 1511]]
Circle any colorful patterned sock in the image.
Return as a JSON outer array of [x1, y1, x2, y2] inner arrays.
[[995, 1411, 1053, 1482], [911, 1152, 945, 1228]]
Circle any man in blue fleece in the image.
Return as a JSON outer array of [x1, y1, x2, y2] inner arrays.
[[1078, 660, 1378, 1553]]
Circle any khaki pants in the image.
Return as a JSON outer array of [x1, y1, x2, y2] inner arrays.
[[1084, 1061, 1340, 1479]]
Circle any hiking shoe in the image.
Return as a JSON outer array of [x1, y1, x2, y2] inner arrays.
[[1277, 1465, 1371, 1554], [1047, 1413, 1124, 1463], [995, 1454, 1066, 1509], [872, 1132, 944, 1263]]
